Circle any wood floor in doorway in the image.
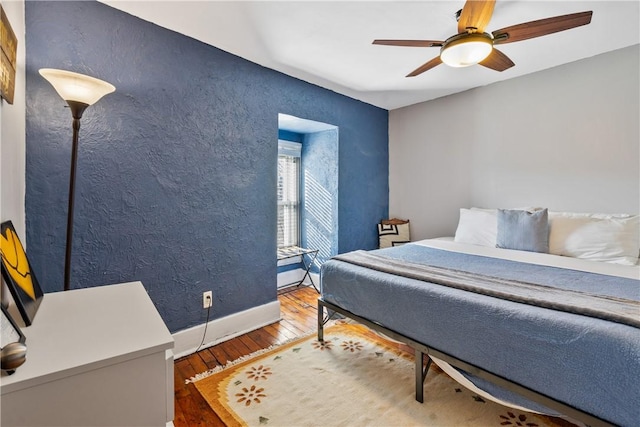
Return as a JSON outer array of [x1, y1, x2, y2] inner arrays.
[[173, 285, 320, 427]]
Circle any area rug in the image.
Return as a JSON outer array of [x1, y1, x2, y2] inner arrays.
[[191, 324, 575, 427]]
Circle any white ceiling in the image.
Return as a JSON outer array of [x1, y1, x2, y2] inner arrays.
[[101, 1, 640, 110]]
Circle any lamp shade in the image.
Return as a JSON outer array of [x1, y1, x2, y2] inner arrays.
[[440, 33, 493, 68], [39, 69, 115, 106]]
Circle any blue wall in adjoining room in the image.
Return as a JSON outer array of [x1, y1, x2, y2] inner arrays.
[[301, 129, 339, 271], [25, 1, 388, 333], [278, 130, 304, 143]]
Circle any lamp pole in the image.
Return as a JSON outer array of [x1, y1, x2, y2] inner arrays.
[[63, 101, 89, 291], [39, 69, 115, 291]]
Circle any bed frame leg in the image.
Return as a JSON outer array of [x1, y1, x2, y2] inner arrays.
[[415, 350, 432, 403], [317, 300, 324, 342]]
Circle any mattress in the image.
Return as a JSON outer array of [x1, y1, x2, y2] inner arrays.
[[320, 238, 640, 427]]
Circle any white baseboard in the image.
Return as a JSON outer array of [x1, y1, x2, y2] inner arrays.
[[172, 300, 281, 359]]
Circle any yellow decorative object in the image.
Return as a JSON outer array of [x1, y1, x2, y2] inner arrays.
[[0, 227, 35, 300], [0, 220, 43, 326]]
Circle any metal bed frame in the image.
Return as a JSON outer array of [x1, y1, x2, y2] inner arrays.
[[318, 297, 613, 427]]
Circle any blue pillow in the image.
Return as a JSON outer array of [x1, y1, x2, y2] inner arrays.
[[496, 209, 549, 253]]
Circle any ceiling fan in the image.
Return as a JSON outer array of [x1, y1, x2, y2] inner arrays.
[[373, 0, 593, 77]]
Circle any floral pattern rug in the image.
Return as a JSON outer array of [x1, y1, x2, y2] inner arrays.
[[192, 323, 577, 427]]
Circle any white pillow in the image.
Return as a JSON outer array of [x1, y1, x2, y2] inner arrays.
[[548, 213, 640, 265], [548, 211, 634, 220], [454, 208, 497, 247]]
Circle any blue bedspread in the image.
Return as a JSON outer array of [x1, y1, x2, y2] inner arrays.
[[320, 244, 640, 426]]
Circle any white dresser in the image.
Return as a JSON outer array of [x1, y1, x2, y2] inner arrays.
[[0, 281, 174, 426]]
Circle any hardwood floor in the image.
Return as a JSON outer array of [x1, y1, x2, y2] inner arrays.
[[173, 285, 322, 427]]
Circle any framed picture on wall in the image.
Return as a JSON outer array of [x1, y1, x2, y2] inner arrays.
[[0, 5, 18, 104], [0, 221, 44, 326]]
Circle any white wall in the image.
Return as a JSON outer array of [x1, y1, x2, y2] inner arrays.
[[0, 0, 26, 241], [389, 45, 640, 241]]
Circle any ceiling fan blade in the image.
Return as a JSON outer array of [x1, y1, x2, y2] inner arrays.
[[406, 56, 443, 77], [458, 0, 496, 33], [373, 39, 443, 47], [479, 48, 515, 71], [492, 11, 593, 45]]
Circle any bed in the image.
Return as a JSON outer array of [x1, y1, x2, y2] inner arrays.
[[317, 209, 640, 427]]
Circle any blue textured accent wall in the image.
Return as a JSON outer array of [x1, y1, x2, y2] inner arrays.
[[25, 1, 388, 332]]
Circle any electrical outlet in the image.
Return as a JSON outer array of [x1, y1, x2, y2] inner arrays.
[[203, 291, 213, 309]]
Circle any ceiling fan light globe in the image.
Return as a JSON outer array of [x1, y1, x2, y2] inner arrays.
[[440, 33, 493, 68]]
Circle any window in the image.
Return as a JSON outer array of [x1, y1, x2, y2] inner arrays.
[[277, 140, 302, 248]]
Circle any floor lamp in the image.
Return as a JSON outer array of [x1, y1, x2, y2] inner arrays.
[[39, 69, 115, 291]]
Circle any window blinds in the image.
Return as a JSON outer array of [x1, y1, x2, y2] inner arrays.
[[277, 141, 301, 248]]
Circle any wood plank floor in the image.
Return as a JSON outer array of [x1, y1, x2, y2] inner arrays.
[[173, 285, 323, 427]]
